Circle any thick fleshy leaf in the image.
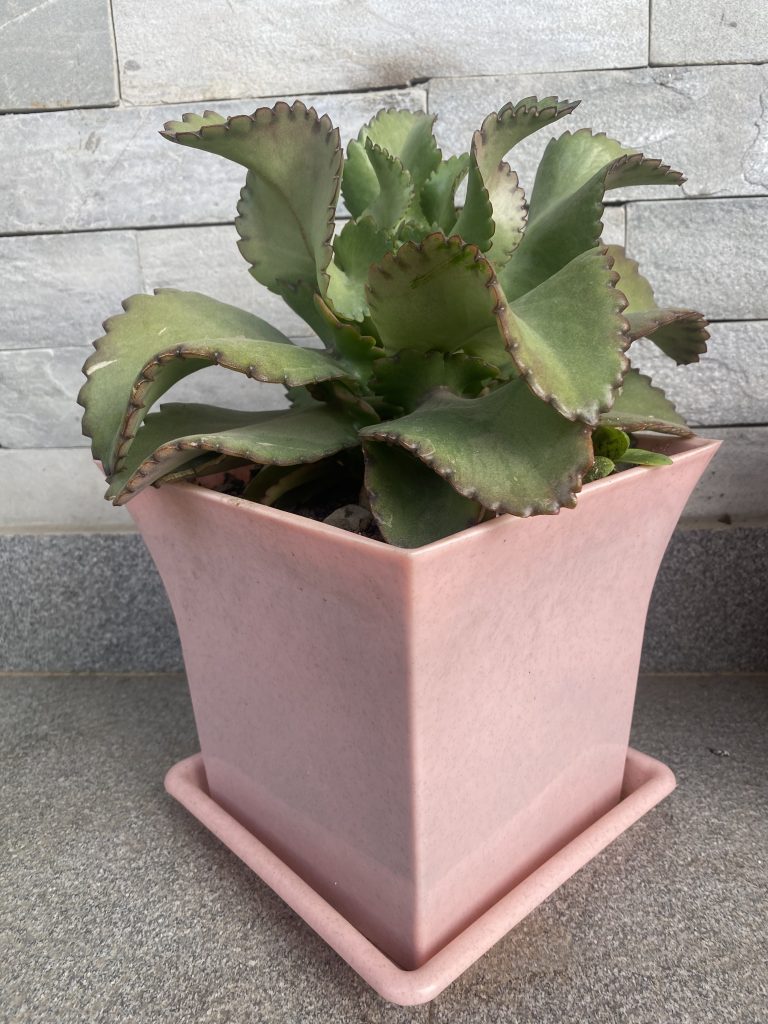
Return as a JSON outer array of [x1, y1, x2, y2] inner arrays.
[[79, 290, 352, 475], [500, 130, 684, 301], [371, 350, 499, 412], [606, 245, 708, 364], [360, 381, 592, 516], [455, 96, 579, 264], [421, 154, 470, 232], [365, 233, 509, 364], [312, 296, 379, 377], [342, 138, 414, 232], [108, 402, 362, 505], [241, 461, 335, 506], [583, 456, 615, 482], [326, 216, 391, 321], [363, 441, 482, 547], [592, 425, 630, 461], [81, 290, 286, 473], [500, 248, 629, 424], [361, 109, 441, 189], [105, 403, 263, 501], [343, 109, 440, 224], [620, 448, 673, 467], [599, 367, 692, 437], [163, 101, 342, 297], [451, 162, 495, 252]]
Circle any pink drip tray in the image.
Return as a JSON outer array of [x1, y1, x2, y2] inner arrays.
[[165, 748, 675, 1006]]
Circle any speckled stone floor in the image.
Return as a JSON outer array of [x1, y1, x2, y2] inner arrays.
[[2, 673, 766, 1023]]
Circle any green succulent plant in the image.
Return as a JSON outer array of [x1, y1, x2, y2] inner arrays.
[[79, 97, 708, 548]]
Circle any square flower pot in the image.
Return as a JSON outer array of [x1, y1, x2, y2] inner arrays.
[[129, 436, 718, 990]]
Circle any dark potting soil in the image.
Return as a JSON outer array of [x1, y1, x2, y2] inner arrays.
[[209, 469, 384, 541]]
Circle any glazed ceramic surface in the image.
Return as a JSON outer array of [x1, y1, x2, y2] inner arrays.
[[130, 436, 719, 969], [165, 748, 676, 1005]]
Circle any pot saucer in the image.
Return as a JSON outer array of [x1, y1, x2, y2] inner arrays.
[[165, 748, 675, 1006]]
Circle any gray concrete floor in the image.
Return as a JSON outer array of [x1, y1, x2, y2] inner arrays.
[[1, 673, 766, 1023]]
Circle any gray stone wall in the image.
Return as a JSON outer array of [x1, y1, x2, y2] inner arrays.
[[1, 1, 766, 667]]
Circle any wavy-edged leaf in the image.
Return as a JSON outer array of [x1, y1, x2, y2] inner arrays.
[[361, 380, 592, 518], [396, 219, 442, 244], [451, 162, 496, 252], [163, 100, 341, 298], [500, 248, 629, 424], [326, 216, 391, 321], [365, 233, 511, 368], [108, 401, 361, 505], [105, 403, 261, 501], [421, 154, 470, 232], [313, 295, 379, 377], [81, 290, 288, 472], [626, 309, 709, 365], [361, 109, 441, 189], [599, 367, 693, 437], [343, 109, 440, 225], [342, 138, 414, 233], [606, 245, 708, 364], [456, 96, 579, 264], [305, 380, 380, 427], [363, 442, 482, 548], [79, 290, 353, 475], [500, 130, 684, 301], [371, 350, 499, 412]]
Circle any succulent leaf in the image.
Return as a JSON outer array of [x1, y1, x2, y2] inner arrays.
[[105, 403, 262, 501], [456, 96, 580, 265], [342, 138, 415, 234], [363, 441, 483, 547], [599, 367, 693, 437], [365, 233, 511, 367], [326, 216, 391, 321], [313, 295, 379, 375], [82, 97, 704, 537], [500, 248, 629, 424], [361, 380, 592, 518], [451, 162, 496, 253], [359, 109, 442, 191], [583, 455, 615, 482], [500, 130, 684, 301], [79, 290, 353, 475], [371, 350, 499, 412], [242, 461, 334, 506], [620, 448, 673, 467], [592, 425, 630, 461], [108, 402, 361, 505], [421, 154, 470, 232], [342, 109, 440, 227], [163, 100, 342, 299], [606, 245, 708, 364]]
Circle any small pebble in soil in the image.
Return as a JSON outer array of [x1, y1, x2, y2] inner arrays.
[[322, 504, 374, 535]]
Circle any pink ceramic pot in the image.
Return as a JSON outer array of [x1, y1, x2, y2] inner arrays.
[[129, 436, 718, 971]]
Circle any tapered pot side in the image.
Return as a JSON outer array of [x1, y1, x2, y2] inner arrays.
[[129, 436, 718, 969]]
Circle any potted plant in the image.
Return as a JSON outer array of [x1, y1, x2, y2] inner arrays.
[[79, 97, 718, 1004]]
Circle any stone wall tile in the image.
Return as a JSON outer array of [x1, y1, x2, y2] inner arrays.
[[429, 66, 768, 202], [651, 0, 768, 66], [0, 0, 118, 112], [111, 0, 648, 105], [626, 198, 768, 320], [0, 88, 427, 234]]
